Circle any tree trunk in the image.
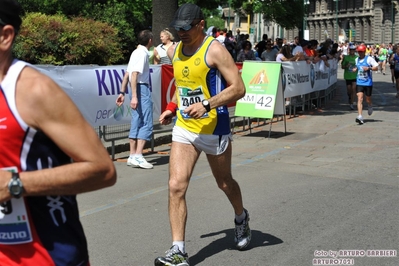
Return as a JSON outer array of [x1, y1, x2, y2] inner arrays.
[[152, 0, 179, 46]]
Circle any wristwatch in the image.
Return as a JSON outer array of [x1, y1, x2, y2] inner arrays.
[[202, 100, 211, 112], [8, 172, 24, 198]]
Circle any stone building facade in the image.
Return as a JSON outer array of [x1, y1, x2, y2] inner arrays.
[[223, 1, 397, 44], [286, 0, 398, 44]]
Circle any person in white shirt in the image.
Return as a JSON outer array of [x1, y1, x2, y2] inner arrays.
[[216, 28, 226, 46], [116, 30, 154, 169], [154, 28, 175, 64], [292, 36, 303, 56]]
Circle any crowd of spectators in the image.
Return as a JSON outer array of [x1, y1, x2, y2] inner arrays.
[[205, 28, 399, 104], [207, 28, 342, 67], [208, 27, 397, 81]]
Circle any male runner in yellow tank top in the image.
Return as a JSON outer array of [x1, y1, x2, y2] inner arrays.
[[155, 3, 251, 266]]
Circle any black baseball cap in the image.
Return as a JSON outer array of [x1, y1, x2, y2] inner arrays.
[[0, 0, 23, 33], [170, 3, 204, 31]]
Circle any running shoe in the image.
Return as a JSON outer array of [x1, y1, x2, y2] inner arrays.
[[127, 157, 138, 167], [234, 208, 251, 250], [356, 115, 364, 125], [368, 106, 373, 116], [154, 245, 189, 266], [134, 156, 153, 169]]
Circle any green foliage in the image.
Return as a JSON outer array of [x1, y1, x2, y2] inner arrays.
[[231, 0, 305, 30], [18, 0, 85, 15], [82, 0, 135, 58], [83, 0, 152, 59], [14, 0, 306, 65], [18, 0, 153, 62], [206, 17, 225, 31], [13, 13, 123, 65]]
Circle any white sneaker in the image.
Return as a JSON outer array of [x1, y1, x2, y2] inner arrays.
[[356, 115, 364, 125], [134, 156, 153, 169], [127, 157, 139, 167]]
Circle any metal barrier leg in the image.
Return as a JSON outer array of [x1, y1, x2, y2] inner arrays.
[[111, 140, 115, 160], [151, 132, 155, 152]]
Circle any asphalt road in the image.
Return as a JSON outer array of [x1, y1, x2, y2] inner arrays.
[[78, 68, 399, 266]]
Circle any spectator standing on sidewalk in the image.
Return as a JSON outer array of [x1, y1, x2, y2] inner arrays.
[[341, 44, 358, 110], [353, 44, 379, 125], [237, 40, 256, 62], [291, 36, 303, 56], [255, 34, 268, 59], [116, 30, 154, 169], [224, 30, 237, 60], [154, 28, 175, 65], [216, 28, 226, 45], [155, 3, 251, 266], [261, 40, 278, 61], [0, 1, 117, 264]]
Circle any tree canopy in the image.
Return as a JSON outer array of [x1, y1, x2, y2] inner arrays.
[[14, 0, 305, 65]]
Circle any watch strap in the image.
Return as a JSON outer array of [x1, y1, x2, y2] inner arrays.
[[202, 100, 211, 112]]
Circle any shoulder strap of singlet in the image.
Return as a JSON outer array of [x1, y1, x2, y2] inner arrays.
[[1, 59, 28, 90]]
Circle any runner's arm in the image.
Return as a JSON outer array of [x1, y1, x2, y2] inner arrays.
[[0, 67, 116, 202]]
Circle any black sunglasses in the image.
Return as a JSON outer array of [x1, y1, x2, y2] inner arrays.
[[175, 21, 200, 32]]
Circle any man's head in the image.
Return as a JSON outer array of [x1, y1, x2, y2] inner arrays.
[[309, 39, 319, 48], [170, 3, 204, 32], [137, 30, 153, 48], [266, 40, 272, 50], [300, 39, 309, 48], [0, 0, 23, 34], [357, 44, 366, 58], [276, 38, 283, 47]]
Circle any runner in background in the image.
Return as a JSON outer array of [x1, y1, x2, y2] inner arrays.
[[341, 44, 358, 110]]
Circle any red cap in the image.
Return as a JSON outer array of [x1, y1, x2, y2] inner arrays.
[[357, 45, 366, 52]]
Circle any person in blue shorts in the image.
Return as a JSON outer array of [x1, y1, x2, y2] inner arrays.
[[116, 30, 154, 169], [352, 44, 379, 125]]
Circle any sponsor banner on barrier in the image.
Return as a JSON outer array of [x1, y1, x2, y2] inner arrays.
[[36, 61, 337, 127], [282, 59, 338, 98], [235, 61, 282, 118], [36, 65, 163, 127]]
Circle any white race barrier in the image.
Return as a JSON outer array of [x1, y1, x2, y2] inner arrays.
[[282, 59, 338, 98], [36, 60, 338, 128]]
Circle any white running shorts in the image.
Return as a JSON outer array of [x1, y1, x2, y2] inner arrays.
[[172, 126, 232, 155]]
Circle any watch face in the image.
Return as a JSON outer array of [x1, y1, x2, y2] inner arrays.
[[10, 184, 21, 194], [203, 100, 209, 106], [10, 181, 21, 194], [9, 178, 23, 197]]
